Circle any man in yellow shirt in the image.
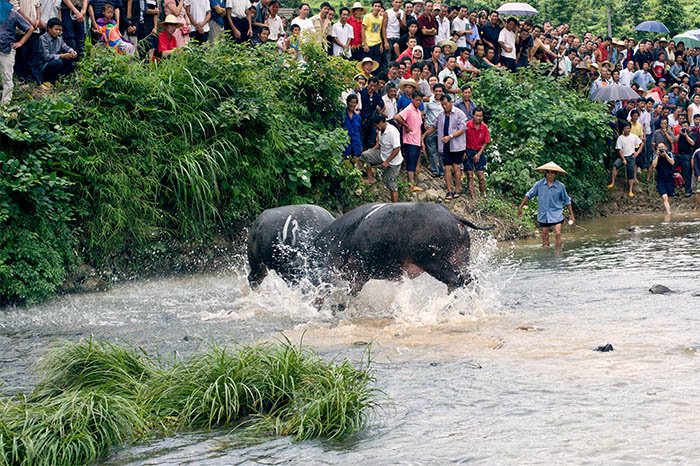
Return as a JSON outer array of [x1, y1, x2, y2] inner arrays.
[[362, 0, 384, 71]]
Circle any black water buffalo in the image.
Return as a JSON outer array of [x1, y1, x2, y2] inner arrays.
[[312, 202, 492, 293], [247, 204, 335, 288]]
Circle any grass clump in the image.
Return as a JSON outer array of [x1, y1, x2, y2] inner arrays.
[[0, 337, 380, 465]]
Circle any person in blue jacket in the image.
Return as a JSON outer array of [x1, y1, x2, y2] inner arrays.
[[343, 94, 363, 172], [518, 161, 575, 249]]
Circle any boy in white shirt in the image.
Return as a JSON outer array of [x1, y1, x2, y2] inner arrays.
[[185, 0, 210, 43], [331, 6, 353, 56]]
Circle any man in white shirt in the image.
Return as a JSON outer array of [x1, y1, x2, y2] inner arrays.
[[382, 81, 398, 120], [361, 113, 403, 202], [619, 60, 634, 86], [226, 0, 252, 43], [382, 0, 403, 62], [498, 16, 517, 71], [186, 0, 211, 43], [451, 6, 468, 51], [332, 7, 353, 56], [434, 3, 450, 42], [609, 123, 643, 197]]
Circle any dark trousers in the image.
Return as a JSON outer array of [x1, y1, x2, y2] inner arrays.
[[61, 14, 86, 57], [351, 47, 364, 61], [190, 30, 209, 44], [361, 117, 377, 150], [500, 56, 516, 71], [226, 16, 250, 44], [675, 153, 693, 195], [15, 33, 42, 84], [384, 37, 399, 64], [42, 58, 74, 84], [366, 44, 382, 72]]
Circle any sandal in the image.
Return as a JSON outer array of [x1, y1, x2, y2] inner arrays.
[[445, 192, 454, 200], [453, 192, 461, 198]]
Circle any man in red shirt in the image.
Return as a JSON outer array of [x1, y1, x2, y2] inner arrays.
[[417, 0, 437, 51], [347, 2, 365, 60], [464, 107, 490, 199]]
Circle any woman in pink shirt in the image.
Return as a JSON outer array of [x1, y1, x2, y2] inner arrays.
[[164, 0, 190, 46]]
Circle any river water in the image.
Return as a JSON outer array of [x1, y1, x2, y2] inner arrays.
[[2, 213, 700, 464]]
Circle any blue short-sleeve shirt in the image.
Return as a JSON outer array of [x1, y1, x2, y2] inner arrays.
[[526, 178, 572, 224]]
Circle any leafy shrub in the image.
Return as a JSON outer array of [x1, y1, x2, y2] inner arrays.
[[0, 97, 77, 305], [472, 67, 614, 214]]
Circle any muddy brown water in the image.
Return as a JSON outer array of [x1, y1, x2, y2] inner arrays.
[[1, 213, 700, 464]]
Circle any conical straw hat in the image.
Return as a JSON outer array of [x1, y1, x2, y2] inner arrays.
[[535, 161, 568, 175]]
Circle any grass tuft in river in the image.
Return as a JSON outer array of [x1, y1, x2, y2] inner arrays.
[[0, 337, 380, 465]]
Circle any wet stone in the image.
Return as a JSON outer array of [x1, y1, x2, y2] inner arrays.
[[594, 343, 614, 352], [649, 284, 673, 294]]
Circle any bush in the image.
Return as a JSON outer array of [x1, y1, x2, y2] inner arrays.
[[472, 66, 614, 214], [0, 98, 77, 305], [0, 39, 361, 303]]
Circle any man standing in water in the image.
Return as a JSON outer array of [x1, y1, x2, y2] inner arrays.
[[518, 162, 575, 249], [647, 142, 675, 216]]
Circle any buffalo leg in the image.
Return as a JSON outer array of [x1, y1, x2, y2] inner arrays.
[[247, 263, 267, 289]]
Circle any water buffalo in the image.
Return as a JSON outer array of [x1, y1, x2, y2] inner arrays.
[[247, 204, 335, 288], [312, 202, 492, 293]]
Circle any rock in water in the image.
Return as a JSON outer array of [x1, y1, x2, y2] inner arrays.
[[649, 284, 673, 294], [594, 344, 614, 352]]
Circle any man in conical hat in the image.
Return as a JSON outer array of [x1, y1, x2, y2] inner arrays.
[[517, 161, 575, 249]]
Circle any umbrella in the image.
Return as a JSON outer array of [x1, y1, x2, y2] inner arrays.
[[673, 33, 700, 48], [684, 29, 700, 39], [496, 2, 538, 16], [590, 84, 641, 103], [635, 21, 669, 34]]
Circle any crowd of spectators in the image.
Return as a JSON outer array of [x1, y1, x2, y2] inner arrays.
[[2, 0, 700, 208]]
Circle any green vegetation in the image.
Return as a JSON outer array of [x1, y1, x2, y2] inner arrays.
[[0, 40, 360, 305], [0, 337, 380, 465], [472, 67, 614, 216]]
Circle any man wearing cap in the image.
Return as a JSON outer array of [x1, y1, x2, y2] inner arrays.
[[416, 0, 437, 50], [518, 162, 574, 249], [347, 2, 365, 60], [362, 0, 384, 68]]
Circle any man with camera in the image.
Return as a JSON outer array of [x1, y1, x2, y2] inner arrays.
[[648, 142, 675, 216], [676, 120, 698, 197]]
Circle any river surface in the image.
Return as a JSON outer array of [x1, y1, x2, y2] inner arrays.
[[2, 213, 700, 464]]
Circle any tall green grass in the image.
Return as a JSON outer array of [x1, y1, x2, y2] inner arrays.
[[0, 337, 380, 465]]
